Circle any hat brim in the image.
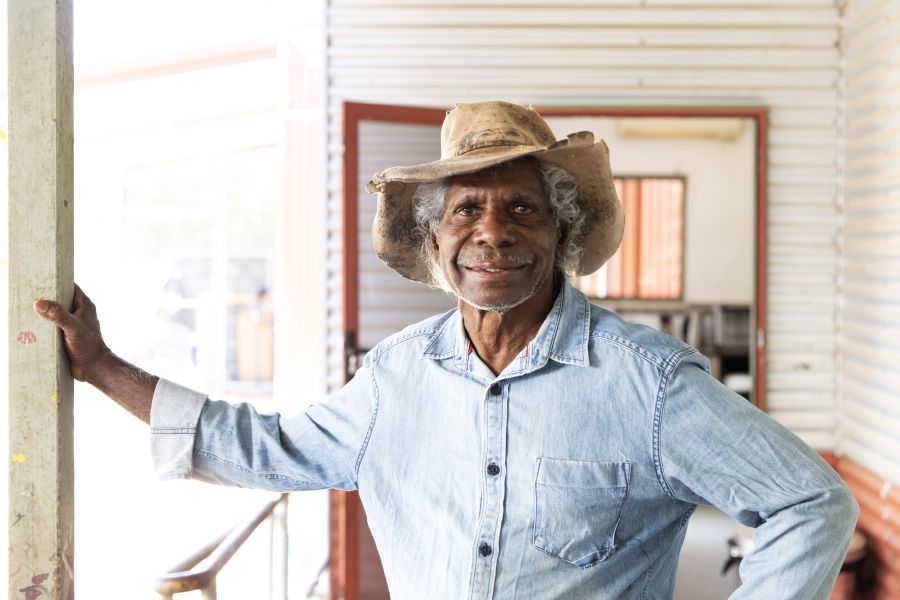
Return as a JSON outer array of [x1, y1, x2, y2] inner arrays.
[[367, 132, 625, 285]]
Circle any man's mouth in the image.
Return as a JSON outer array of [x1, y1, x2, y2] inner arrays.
[[466, 265, 524, 272], [459, 253, 534, 271], [462, 264, 528, 278]]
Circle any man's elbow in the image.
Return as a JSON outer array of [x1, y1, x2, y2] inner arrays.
[[824, 481, 859, 538]]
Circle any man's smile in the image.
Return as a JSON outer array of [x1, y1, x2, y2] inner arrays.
[[463, 265, 528, 281], [458, 253, 535, 271]]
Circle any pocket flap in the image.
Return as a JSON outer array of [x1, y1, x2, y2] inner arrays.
[[536, 458, 629, 488]]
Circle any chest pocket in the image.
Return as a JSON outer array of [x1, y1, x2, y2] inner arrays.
[[533, 457, 631, 569]]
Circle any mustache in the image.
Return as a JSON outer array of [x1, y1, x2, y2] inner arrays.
[[457, 252, 535, 267]]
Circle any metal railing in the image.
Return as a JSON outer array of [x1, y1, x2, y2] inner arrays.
[[155, 493, 289, 600]]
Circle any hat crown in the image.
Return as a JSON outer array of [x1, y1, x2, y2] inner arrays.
[[440, 101, 558, 159]]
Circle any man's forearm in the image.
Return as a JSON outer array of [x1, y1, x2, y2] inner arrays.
[[85, 352, 159, 424]]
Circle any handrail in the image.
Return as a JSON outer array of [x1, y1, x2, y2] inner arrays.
[[154, 493, 288, 599], [305, 557, 330, 598]]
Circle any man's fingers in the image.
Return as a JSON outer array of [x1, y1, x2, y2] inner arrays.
[[33, 299, 77, 332], [72, 283, 97, 316], [73, 283, 87, 305]]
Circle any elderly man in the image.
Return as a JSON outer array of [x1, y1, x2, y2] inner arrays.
[[36, 101, 857, 599]]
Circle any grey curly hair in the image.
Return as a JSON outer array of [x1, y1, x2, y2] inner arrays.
[[412, 160, 586, 292]]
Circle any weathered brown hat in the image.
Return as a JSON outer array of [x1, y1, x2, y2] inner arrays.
[[365, 100, 624, 284]]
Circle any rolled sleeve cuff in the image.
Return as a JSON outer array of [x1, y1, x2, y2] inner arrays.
[[149, 378, 208, 481]]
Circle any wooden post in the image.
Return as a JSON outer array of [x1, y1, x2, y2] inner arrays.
[[7, 1, 75, 599]]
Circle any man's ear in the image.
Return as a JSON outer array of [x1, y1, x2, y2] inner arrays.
[[555, 221, 570, 260], [430, 231, 440, 253]]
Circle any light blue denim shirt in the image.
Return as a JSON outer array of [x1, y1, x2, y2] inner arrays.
[[151, 280, 858, 599]]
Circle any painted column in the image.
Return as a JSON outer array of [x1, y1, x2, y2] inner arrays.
[[8, 1, 75, 599]]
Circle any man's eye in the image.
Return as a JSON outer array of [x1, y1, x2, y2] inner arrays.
[[512, 204, 534, 214], [456, 205, 476, 216]]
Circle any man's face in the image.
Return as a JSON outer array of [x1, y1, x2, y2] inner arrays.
[[431, 160, 568, 313]]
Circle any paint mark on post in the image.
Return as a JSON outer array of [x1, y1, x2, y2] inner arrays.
[[17, 574, 50, 600], [16, 331, 37, 344], [11, 453, 26, 464], [19, 580, 49, 599], [51, 392, 59, 411]]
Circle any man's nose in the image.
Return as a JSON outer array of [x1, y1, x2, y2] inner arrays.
[[474, 209, 516, 247]]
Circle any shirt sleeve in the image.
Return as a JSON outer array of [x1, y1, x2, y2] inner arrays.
[[655, 351, 859, 600], [150, 378, 209, 480], [149, 359, 378, 492]]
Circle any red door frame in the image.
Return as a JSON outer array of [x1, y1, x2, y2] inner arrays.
[[337, 101, 769, 599], [333, 102, 445, 600]]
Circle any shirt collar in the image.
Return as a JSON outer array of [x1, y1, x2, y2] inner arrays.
[[422, 277, 592, 372]]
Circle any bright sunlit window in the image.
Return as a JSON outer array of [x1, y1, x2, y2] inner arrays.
[[121, 146, 278, 392], [0, 2, 327, 598]]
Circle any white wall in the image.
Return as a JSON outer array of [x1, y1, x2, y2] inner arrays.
[[325, 0, 842, 448], [839, 0, 900, 485], [545, 116, 755, 305]]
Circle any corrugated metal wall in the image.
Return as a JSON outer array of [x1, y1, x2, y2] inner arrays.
[[840, 0, 900, 485], [326, 0, 843, 449]]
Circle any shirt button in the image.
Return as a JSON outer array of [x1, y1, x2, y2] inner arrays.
[[487, 463, 500, 476], [490, 384, 501, 396], [479, 543, 492, 557]]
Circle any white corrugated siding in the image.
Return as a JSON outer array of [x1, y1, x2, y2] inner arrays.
[[839, 0, 900, 484], [325, 1, 842, 449]]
